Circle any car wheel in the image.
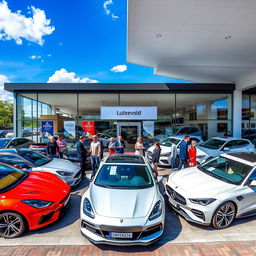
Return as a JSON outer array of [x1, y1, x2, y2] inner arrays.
[[0, 212, 26, 238], [212, 202, 236, 229]]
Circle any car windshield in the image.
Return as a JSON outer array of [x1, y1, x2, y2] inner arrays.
[[19, 151, 51, 166], [200, 139, 226, 149], [0, 139, 10, 149], [95, 164, 154, 189], [160, 138, 180, 147], [0, 163, 27, 192], [198, 156, 253, 185]]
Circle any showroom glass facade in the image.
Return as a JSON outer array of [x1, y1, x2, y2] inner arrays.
[[14, 90, 233, 147], [242, 92, 256, 143]]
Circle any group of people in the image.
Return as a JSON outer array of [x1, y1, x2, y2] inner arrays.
[[46, 133, 197, 179], [46, 136, 67, 159]]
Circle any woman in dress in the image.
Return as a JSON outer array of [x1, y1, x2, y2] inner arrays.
[[135, 137, 144, 156], [188, 140, 197, 167], [108, 137, 116, 155]]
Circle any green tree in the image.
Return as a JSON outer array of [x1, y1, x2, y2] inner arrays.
[[0, 100, 13, 128]]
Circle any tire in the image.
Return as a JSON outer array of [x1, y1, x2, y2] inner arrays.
[[0, 212, 26, 238], [212, 202, 236, 229]]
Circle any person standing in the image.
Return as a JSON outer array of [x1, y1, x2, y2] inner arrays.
[[178, 135, 190, 170], [89, 135, 101, 175], [135, 137, 144, 156], [151, 142, 161, 177], [46, 136, 59, 158], [170, 141, 178, 169], [77, 136, 87, 178], [56, 136, 67, 159], [188, 140, 197, 167], [108, 137, 116, 155], [97, 135, 104, 160], [115, 136, 126, 154]]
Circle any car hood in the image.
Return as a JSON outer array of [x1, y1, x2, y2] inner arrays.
[[169, 168, 236, 197], [197, 146, 218, 157], [3, 171, 69, 200], [90, 185, 156, 218], [42, 158, 78, 173]]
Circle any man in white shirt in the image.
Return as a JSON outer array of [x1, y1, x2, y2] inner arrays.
[[89, 135, 101, 174]]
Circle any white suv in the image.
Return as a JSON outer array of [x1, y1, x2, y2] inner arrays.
[[197, 137, 256, 164], [166, 153, 256, 229]]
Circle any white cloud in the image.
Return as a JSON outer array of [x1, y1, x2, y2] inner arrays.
[[103, 0, 119, 20], [47, 54, 52, 57], [0, 74, 13, 103], [110, 64, 127, 73], [29, 55, 41, 59], [47, 68, 99, 83], [0, 0, 55, 46]]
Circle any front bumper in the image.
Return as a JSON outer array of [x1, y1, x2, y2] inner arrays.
[[80, 213, 164, 246], [63, 168, 82, 187], [165, 184, 218, 226]]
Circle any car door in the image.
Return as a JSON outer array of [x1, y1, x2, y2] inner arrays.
[[237, 169, 256, 216]]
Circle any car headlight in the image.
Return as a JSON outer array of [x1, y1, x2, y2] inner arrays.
[[22, 199, 53, 208], [56, 170, 73, 176], [83, 198, 95, 219], [196, 155, 206, 159], [149, 200, 162, 221], [161, 152, 171, 157], [189, 198, 216, 206]]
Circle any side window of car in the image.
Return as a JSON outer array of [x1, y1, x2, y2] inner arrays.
[[237, 140, 249, 147], [224, 140, 237, 149], [190, 127, 199, 133], [248, 170, 256, 181], [178, 128, 189, 135], [1, 155, 27, 166], [9, 139, 19, 147]]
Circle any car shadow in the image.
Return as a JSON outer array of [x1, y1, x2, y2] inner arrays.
[[71, 178, 90, 192], [21, 193, 82, 237]]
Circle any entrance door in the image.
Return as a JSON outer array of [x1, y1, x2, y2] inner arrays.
[[116, 122, 141, 152]]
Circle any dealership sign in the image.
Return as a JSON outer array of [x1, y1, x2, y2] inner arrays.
[[64, 121, 76, 139], [101, 106, 157, 120]]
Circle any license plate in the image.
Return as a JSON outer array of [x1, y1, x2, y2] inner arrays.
[[109, 232, 132, 238], [64, 195, 70, 206]]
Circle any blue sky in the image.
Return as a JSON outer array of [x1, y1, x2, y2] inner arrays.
[[0, 0, 187, 101]]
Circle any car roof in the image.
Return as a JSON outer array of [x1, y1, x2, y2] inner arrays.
[[167, 135, 202, 140], [210, 136, 250, 142], [104, 154, 146, 164], [223, 153, 256, 166]]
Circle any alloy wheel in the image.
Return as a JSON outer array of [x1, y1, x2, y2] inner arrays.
[[0, 212, 25, 238], [212, 202, 236, 229]]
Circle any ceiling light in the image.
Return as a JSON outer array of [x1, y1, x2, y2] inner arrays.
[[156, 34, 162, 38], [225, 35, 232, 40]]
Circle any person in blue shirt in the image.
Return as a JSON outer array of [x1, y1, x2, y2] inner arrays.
[[178, 136, 190, 170], [115, 136, 126, 154]]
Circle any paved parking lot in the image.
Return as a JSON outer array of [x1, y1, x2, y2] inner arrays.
[[1, 168, 256, 247]]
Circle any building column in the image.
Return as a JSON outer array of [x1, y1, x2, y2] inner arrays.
[[233, 89, 242, 138]]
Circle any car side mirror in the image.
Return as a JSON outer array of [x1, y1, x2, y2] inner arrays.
[[86, 173, 94, 182], [223, 147, 230, 151], [250, 180, 256, 187], [156, 176, 163, 183]]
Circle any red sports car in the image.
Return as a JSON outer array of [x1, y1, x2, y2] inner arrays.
[[0, 162, 71, 238]]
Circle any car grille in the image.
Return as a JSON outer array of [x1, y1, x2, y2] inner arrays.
[[147, 151, 152, 157], [82, 223, 162, 241], [38, 211, 54, 225], [166, 185, 186, 205], [191, 209, 205, 221]]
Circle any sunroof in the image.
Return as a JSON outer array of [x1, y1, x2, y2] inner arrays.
[[105, 155, 145, 164]]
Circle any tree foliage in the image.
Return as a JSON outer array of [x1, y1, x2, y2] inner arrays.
[[0, 100, 13, 128]]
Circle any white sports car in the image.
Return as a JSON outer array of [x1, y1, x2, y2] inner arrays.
[[80, 154, 165, 245], [166, 153, 256, 229]]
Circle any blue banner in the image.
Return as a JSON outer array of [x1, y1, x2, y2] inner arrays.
[[41, 121, 54, 140]]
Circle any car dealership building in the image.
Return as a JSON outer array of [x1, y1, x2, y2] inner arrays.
[[3, 0, 256, 145]]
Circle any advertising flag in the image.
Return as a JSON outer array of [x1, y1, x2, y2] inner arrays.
[[143, 121, 154, 139], [82, 121, 95, 138], [64, 121, 76, 140], [41, 121, 54, 141]]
